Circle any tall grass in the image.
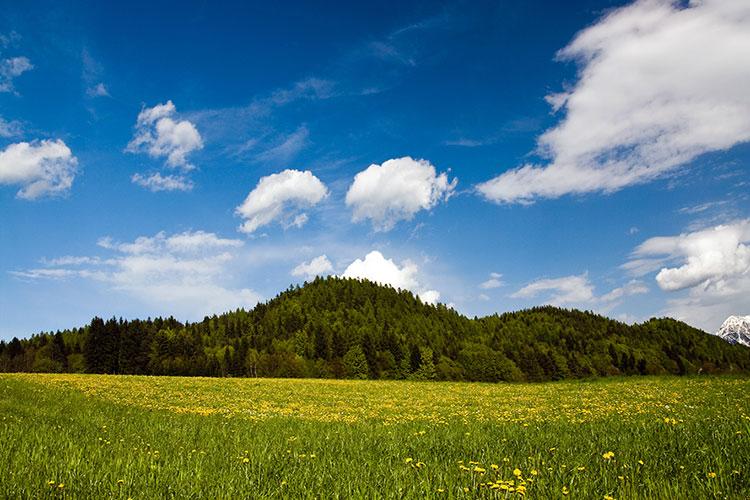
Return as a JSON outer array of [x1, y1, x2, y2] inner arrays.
[[1, 374, 748, 498]]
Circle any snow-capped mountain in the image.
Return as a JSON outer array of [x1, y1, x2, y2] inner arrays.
[[714, 316, 750, 347]]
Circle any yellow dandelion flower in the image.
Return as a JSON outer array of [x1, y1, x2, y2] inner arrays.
[[562, 486, 569, 496], [57, 483, 65, 490], [404, 457, 413, 464], [530, 469, 539, 476], [577, 466, 585, 472], [513, 468, 522, 477], [707, 472, 716, 479], [602, 451, 615, 460]]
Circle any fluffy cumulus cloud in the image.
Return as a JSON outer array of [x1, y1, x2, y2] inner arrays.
[[341, 250, 440, 304], [12, 230, 259, 319], [631, 220, 750, 291], [478, 0, 750, 204], [131, 172, 193, 192], [126, 101, 203, 170], [236, 169, 328, 234], [512, 273, 647, 307], [0, 56, 33, 93], [627, 220, 750, 331], [0, 140, 78, 199], [291, 255, 334, 280], [345, 157, 457, 231]]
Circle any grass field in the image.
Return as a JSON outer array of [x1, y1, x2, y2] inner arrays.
[[1, 374, 749, 498]]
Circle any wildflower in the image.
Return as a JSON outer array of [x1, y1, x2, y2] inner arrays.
[[530, 469, 538, 476], [707, 472, 716, 479], [47, 480, 55, 486], [117, 479, 124, 485], [604, 496, 615, 500], [516, 484, 527, 496], [491, 464, 499, 470], [513, 468, 522, 477], [602, 451, 615, 460], [638, 460, 644, 465], [57, 483, 65, 490], [577, 466, 585, 472], [474, 466, 486, 473], [562, 486, 569, 496], [242, 457, 249, 463], [404, 457, 413, 464]]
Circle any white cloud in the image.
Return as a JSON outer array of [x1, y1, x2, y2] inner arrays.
[[418, 289, 440, 305], [511, 273, 647, 307], [291, 255, 334, 280], [632, 220, 750, 291], [236, 169, 328, 234], [626, 220, 750, 331], [346, 156, 457, 231], [131, 172, 193, 192], [0, 116, 22, 138], [512, 274, 595, 305], [479, 272, 504, 289], [41, 256, 102, 266], [86, 82, 109, 98], [11, 268, 88, 280], [599, 280, 649, 303], [0, 56, 32, 92], [341, 250, 440, 304], [14, 230, 259, 319], [478, 0, 750, 204], [0, 140, 78, 199], [126, 100, 203, 170], [253, 126, 309, 165]]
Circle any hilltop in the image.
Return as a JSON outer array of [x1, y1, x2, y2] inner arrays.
[[1, 277, 748, 381]]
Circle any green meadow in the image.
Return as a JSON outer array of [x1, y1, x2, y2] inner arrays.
[[1, 374, 749, 499]]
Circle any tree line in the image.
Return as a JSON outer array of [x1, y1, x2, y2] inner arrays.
[[2, 277, 749, 381]]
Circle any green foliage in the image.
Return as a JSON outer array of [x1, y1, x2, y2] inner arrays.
[[1, 277, 749, 381], [343, 346, 369, 379]]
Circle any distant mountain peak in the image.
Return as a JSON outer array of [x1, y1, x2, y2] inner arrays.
[[715, 315, 750, 347]]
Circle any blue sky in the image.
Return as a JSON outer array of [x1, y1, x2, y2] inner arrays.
[[1, 0, 749, 339]]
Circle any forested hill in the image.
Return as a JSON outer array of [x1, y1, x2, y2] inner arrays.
[[2, 277, 749, 381]]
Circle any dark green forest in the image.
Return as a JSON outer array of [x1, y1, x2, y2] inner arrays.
[[2, 277, 748, 382]]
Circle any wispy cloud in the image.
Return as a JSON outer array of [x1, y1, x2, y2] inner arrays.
[[477, 0, 750, 204], [12, 230, 260, 319]]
